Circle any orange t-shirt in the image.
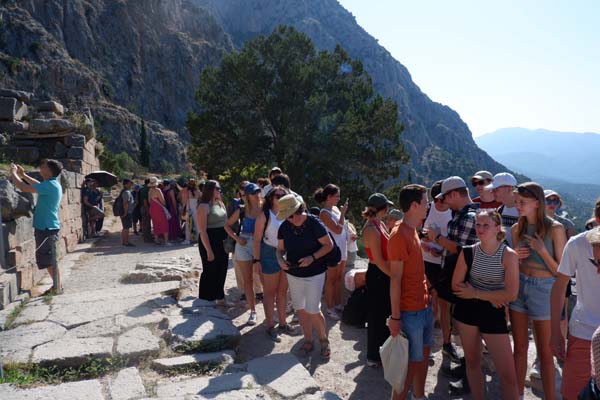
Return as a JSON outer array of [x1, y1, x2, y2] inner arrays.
[[388, 222, 429, 312]]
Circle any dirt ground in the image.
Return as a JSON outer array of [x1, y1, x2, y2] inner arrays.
[[60, 217, 554, 399]]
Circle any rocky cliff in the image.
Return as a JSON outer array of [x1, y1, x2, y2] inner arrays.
[[1, 0, 505, 180]]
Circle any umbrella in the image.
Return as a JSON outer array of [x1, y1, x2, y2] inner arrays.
[[85, 171, 118, 188]]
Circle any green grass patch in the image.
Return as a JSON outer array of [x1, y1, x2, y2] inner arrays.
[[3, 299, 28, 330]]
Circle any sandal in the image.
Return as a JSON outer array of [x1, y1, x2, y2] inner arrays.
[[298, 340, 314, 357], [319, 338, 331, 360]]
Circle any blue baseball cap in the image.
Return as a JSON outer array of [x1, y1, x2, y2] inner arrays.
[[244, 182, 261, 195]]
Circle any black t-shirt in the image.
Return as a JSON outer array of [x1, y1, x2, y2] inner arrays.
[[278, 214, 328, 277]]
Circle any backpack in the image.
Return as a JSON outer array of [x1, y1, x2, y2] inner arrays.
[[436, 245, 474, 304], [113, 190, 126, 217], [323, 232, 342, 266], [342, 286, 368, 327]]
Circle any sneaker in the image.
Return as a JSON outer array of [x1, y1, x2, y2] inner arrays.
[[334, 304, 344, 312], [291, 312, 299, 323], [184, 240, 193, 245], [443, 343, 461, 363], [239, 294, 246, 302], [266, 326, 281, 342], [366, 359, 381, 368], [247, 311, 257, 325], [448, 377, 470, 396], [441, 357, 466, 381], [529, 358, 541, 379], [255, 292, 264, 301], [277, 324, 297, 335], [326, 307, 341, 320]]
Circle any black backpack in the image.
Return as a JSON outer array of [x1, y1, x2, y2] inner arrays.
[[323, 233, 342, 266], [113, 190, 126, 217], [342, 286, 368, 327], [436, 245, 474, 304]]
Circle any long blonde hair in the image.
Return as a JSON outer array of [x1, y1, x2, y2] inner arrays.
[[515, 182, 553, 241]]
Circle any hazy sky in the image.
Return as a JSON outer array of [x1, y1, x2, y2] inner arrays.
[[337, 0, 600, 137]]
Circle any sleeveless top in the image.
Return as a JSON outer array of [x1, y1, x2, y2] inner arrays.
[[518, 223, 555, 272], [469, 242, 507, 291], [321, 208, 347, 247], [365, 220, 389, 261], [206, 203, 227, 228], [241, 216, 256, 235], [263, 210, 282, 248]]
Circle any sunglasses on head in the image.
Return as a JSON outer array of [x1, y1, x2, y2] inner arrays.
[[472, 180, 490, 187], [516, 185, 537, 198], [546, 198, 560, 206]]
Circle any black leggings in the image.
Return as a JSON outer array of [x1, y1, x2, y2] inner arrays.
[[198, 227, 228, 301], [366, 262, 391, 362]]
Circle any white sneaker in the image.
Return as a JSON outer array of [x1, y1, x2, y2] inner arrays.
[[247, 311, 257, 326], [529, 358, 541, 379], [326, 308, 341, 320], [291, 312, 299, 323]]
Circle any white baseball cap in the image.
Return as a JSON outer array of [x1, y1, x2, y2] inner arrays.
[[485, 172, 517, 190], [435, 176, 467, 199]]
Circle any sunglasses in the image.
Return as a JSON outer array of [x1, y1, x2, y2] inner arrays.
[[273, 193, 286, 199], [515, 185, 537, 198], [471, 180, 490, 187], [287, 208, 304, 220], [546, 198, 560, 206]]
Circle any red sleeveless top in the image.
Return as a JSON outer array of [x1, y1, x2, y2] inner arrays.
[[364, 220, 389, 261]]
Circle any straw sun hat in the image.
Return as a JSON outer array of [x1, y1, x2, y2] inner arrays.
[[276, 194, 303, 220]]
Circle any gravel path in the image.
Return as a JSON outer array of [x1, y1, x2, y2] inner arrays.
[[60, 217, 553, 399]]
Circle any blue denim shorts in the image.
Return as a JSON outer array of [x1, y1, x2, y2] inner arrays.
[[260, 242, 281, 275], [401, 305, 434, 362], [234, 234, 254, 261], [509, 273, 555, 321]]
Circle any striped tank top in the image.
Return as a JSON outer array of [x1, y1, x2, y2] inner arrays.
[[469, 242, 507, 291]]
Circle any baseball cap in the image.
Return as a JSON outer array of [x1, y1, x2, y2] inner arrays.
[[244, 182, 261, 195], [367, 193, 394, 209], [544, 189, 560, 199], [387, 209, 403, 220], [485, 173, 517, 190], [436, 176, 467, 199], [471, 170, 494, 182]]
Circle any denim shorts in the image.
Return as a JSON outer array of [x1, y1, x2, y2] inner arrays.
[[401, 305, 434, 362], [509, 273, 555, 321], [260, 242, 281, 275], [234, 235, 254, 261]]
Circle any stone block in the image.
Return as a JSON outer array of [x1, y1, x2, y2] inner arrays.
[[167, 314, 241, 353], [35, 101, 64, 115], [0, 274, 18, 311], [247, 353, 320, 398], [29, 118, 74, 134], [10, 139, 36, 146], [67, 146, 84, 159], [14, 303, 51, 325], [37, 111, 59, 119], [155, 373, 258, 398], [65, 317, 122, 339], [0, 120, 26, 133], [54, 141, 67, 158], [151, 350, 235, 372], [11, 146, 40, 164], [65, 134, 86, 147], [116, 326, 160, 360], [109, 367, 147, 400], [14, 101, 28, 121], [6, 217, 33, 249], [32, 337, 113, 367], [0, 321, 66, 363], [0, 97, 16, 120], [0, 89, 33, 103], [0, 379, 105, 400], [0, 179, 35, 221]]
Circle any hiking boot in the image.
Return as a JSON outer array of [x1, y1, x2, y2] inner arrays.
[[441, 357, 466, 381], [443, 343, 461, 363], [529, 358, 541, 379]]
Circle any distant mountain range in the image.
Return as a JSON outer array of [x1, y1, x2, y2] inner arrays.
[[475, 128, 600, 184], [476, 128, 600, 230]]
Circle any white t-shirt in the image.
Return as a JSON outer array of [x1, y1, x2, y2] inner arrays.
[[422, 202, 452, 264], [263, 210, 282, 248], [557, 230, 600, 340], [321, 207, 348, 260]]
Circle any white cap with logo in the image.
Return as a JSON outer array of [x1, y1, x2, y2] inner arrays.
[[485, 173, 517, 190]]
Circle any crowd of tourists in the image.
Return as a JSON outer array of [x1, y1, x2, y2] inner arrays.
[[9, 160, 600, 400]]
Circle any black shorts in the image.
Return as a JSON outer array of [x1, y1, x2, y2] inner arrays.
[[453, 298, 508, 334], [121, 214, 133, 229], [34, 229, 59, 269], [425, 261, 443, 291]]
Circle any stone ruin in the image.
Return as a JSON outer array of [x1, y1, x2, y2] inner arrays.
[[0, 88, 100, 308]]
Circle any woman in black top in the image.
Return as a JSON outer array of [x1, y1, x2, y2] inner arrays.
[[276, 194, 334, 359]]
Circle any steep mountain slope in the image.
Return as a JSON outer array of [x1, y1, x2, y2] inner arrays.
[[194, 0, 507, 182], [476, 128, 600, 184], [1, 0, 233, 170], [1, 0, 507, 181]]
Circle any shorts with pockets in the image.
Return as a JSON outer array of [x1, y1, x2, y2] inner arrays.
[[260, 242, 281, 275], [401, 305, 434, 362], [509, 273, 555, 320], [234, 234, 254, 262]]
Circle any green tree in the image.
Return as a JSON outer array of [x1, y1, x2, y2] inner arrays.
[[188, 25, 408, 215], [140, 118, 150, 168]]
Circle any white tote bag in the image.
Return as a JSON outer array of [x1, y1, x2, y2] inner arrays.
[[379, 332, 409, 394]]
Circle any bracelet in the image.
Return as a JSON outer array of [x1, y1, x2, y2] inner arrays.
[[389, 316, 401, 321], [252, 259, 260, 263], [311, 254, 316, 261]]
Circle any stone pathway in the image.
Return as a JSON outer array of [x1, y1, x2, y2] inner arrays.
[[0, 218, 556, 399]]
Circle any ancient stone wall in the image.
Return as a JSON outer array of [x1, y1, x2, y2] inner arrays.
[[0, 88, 100, 308]]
